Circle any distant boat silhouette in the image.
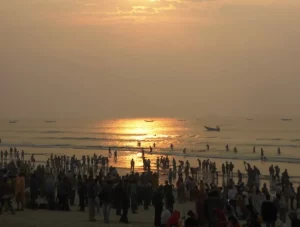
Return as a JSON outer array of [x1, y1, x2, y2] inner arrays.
[[281, 118, 292, 121], [9, 120, 17, 124], [45, 120, 56, 123], [178, 119, 187, 122], [246, 118, 253, 121], [204, 126, 220, 132], [144, 120, 154, 122]]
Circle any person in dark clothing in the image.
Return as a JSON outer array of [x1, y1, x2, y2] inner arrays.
[[77, 176, 86, 211], [185, 210, 198, 227], [152, 187, 164, 227], [0, 176, 15, 215], [261, 194, 277, 227], [120, 181, 130, 224], [144, 181, 153, 210], [100, 180, 113, 224], [115, 181, 123, 216], [246, 205, 261, 227], [62, 177, 70, 211], [30, 174, 39, 210], [163, 180, 174, 212], [87, 176, 97, 221]]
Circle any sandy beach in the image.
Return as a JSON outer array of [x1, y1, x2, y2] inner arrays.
[[0, 201, 292, 227], [0, 201, 195, 227]]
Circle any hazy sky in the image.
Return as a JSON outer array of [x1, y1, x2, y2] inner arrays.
[[1, 0, 300, 119]]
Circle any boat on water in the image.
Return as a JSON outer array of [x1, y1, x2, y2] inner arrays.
[[144, 120, 154, 122], [9, 120, 17, 124], [45, 120, 56, 123], [178, 119, 187, 122], [204, 126, 220, 131], [281, 118, 292, 121], [246, 118, 253, 121]]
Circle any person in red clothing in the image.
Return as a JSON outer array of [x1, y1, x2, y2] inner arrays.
[[166, 210, 180, 227], [228, 216, 241, 227], [214, 208, 227, 227]]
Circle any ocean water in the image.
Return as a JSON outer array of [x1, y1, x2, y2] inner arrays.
[[1, 117, 300, 177]]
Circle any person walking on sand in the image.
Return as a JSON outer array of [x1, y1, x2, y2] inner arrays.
[[21, 150, 25, 161], [101, 179, 113, 224], [15, 173, 25, 211], [77, 176, 86, 212], [4, 150, 8, 161], [87, 176, 97, 222], [0, 175, 15, 215], [120, 180, 130, 224], [153, 187, 164, 227]]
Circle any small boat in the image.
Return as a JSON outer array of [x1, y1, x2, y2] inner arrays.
[[45, 120, 56, 123], [144, 120, 154, 122], [246, 118, 253, 121], [9, 120, 17, 124], [178, 119, 187, 122], [204, 126, 220, 132], [281, 118, 292, 121]]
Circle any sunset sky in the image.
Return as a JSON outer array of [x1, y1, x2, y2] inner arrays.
[[1, 0, 300, 118]]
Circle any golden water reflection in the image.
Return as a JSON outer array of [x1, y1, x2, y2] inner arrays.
[[96, 118, 183, 148]]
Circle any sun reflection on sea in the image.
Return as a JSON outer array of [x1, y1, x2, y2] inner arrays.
[[95, 118, 180, 148]]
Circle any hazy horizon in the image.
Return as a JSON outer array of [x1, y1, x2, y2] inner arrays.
[[1, 0, 300, 119]]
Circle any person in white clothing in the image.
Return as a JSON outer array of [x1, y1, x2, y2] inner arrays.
[[228, 186, 238, 213], [161, 208, 171, 226], [228, 186, 237, 200]]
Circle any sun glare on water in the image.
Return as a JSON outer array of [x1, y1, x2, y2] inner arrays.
[[95, 118, 180, 148]]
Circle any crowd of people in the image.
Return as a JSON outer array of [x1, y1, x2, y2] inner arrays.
[[0, 147, 300, 227]]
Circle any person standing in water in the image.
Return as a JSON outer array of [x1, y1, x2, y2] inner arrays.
[[233, 147, 238, 153], [226, 144, 229, 152], [261, 148, 264, 160], [206, 144, 210, 151], [277, 147, 281, 155], [153, 143, 156, 148], [170, 144, 174, 151], [108, 147, 112, 158], [253, 146, 256, 153], [114, 150, 118, 161], [142, 149, 145, 157], [130, 159, 135, 171], [150, 146, 153, 154]]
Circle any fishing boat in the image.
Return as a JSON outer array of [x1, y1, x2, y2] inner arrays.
[[204, 126, 220, 131], [9, 120, 17, 124], [281, 118, 292, 121], [144, 120, 154, 122], [178, 119, 187, 122], [45, 120, 56, 123], [246, 118, 253, 121]]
